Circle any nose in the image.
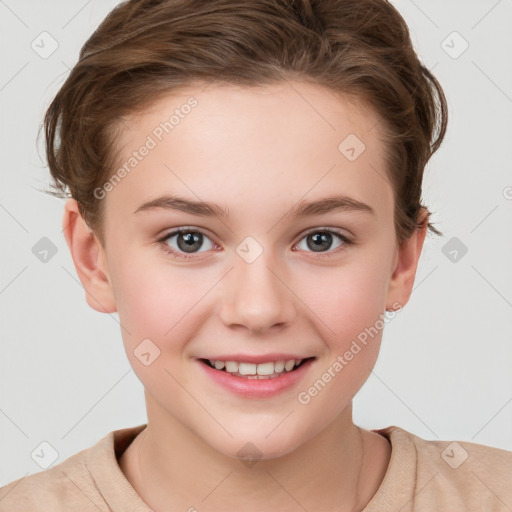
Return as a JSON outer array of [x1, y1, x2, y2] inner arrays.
[[218, 248, 297, 334]]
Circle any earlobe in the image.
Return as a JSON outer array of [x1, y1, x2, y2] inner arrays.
[[62, 199, 117, 314], [385, 209, 428, 310]]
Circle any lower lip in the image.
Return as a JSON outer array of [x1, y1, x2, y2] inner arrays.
[[197, 359, 315, 398]]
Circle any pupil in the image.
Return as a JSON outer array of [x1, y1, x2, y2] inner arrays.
[[178, 232, 202, 253], [308, 232, 332, 252]]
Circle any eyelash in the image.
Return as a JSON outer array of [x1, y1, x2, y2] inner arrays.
[[157, 227, 353, 261]]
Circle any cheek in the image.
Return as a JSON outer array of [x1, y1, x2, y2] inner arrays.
[[294, 261, 388, 417], [108, 249, 196, 354], [295, 255, 390, 347], [108, 256, 203, 401], [108, 249, 224, 373], [112, 268, 170, 337]]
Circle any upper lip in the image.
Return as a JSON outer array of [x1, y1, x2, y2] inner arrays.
[[198, 354, 315, 364]]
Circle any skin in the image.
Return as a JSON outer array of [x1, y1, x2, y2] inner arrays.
[[63, 80, 427, 511]]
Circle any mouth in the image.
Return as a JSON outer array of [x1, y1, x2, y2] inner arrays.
[[197, 356, 316, 398], [199, 357, 316, 380]]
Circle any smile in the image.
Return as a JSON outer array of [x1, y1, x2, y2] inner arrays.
[[201, 358, 313, 379], [197, 356, 316, 398]]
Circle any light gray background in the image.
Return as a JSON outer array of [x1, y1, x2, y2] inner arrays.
[[1, 0, 511, 487]]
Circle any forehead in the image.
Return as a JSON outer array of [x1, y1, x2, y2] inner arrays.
[[105, 81, 392, 227]]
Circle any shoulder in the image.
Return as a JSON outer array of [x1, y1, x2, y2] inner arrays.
[[0, 434, 114, 512], [375, 426, 512, 511]]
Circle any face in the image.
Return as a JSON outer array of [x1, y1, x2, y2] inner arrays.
[[69, 81, 419, 460]]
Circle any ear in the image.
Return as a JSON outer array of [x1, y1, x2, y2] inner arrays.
[[62, 198, 117, 313], [386, 208, 428, 310]]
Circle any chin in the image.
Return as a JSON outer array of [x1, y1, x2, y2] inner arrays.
[[202, 423, 311, 464]]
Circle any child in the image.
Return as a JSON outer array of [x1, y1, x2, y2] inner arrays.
[[1, 0, 510, 510]]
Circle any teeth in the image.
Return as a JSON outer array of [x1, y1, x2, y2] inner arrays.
[[214, 360, 225, 370], [274, 361, 285, 373], [256, 362, 275, 376], [207, 358, 305, 377], [225, 361, 238, 373], [238, 363, 257, 375], [284, 360, 295, 371]]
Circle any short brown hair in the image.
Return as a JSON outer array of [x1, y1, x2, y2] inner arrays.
[[42, 0, 448, 246]]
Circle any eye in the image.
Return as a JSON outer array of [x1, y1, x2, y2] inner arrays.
[[158, 228, 217, 260], [294, 228, 353, 257], [157, 226, 353, 261]]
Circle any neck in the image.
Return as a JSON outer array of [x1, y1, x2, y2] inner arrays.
[[119, 395, 390, 512]]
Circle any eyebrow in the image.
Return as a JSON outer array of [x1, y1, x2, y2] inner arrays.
[[133, 194, 375, 218]]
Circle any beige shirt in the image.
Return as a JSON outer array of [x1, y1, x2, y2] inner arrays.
[[1, 423, 511, 511]]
